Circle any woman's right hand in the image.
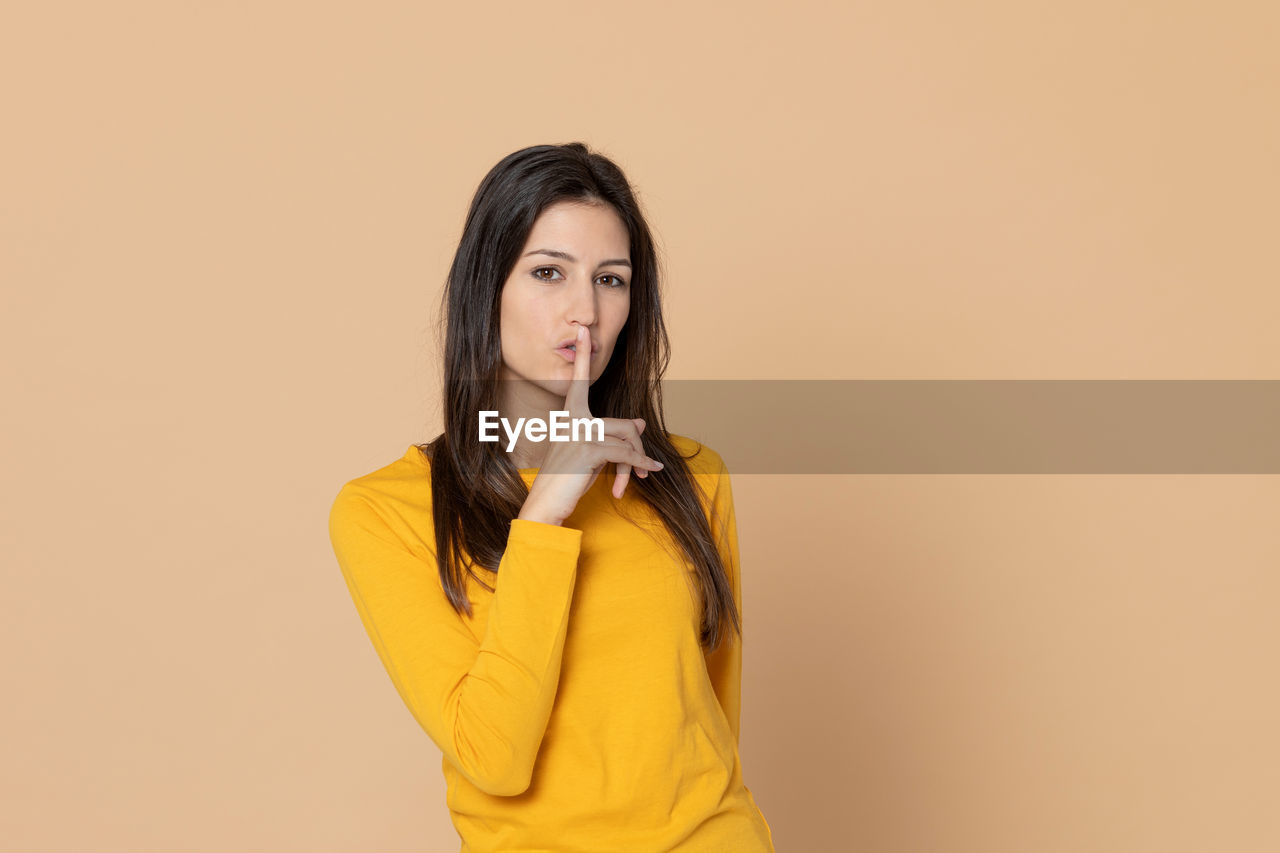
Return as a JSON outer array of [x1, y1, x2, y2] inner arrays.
[[517, 325, 664, 527]]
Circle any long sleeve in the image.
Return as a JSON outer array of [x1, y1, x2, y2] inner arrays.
[[328, 489, 582, 797], [701, 457, 744, 746]]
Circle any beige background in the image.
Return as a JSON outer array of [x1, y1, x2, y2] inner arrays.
[[3, 2, 1278, 851]]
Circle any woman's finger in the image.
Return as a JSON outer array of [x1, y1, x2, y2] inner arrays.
[[563, 324, 593, 419], [613, 464, 630, 500], [596, 416, 648, 487], [594, 443, 662, 501], [595, 417, 648, 474]]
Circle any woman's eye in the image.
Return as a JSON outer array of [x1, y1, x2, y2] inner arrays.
[[532, 267, 627, 288]]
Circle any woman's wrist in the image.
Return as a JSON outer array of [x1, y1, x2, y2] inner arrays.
[[517, 505, 564, 526]]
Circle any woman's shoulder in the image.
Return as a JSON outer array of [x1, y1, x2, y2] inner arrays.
[[329, 444, 434, 543], [335, 443, 432, 495], [666, 432, 729, 477]]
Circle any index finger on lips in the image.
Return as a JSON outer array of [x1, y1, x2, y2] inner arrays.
[[564, 325, 592, 419]]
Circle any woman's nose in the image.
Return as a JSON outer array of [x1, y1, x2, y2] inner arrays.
[[563, 275, 597, 327]]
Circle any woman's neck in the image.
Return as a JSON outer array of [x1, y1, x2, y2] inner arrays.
[[495, 379, 564, 469]]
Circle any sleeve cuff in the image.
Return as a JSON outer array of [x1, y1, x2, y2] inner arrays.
[[508, 517, 583, 554]]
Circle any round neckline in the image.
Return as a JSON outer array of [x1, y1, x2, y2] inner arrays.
[[408, 444, 541, 475]]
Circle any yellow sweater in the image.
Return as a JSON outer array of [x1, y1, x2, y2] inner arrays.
[[328, 434, 775, 852]]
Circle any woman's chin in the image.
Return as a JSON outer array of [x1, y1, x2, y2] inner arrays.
[[501, 369, 588, 404], [540, 377, 573, 399]]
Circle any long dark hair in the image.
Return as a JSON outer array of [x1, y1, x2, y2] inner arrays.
[[420, 142, 739, 652]]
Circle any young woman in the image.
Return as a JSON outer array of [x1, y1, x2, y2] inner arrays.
[[328, 142, 775, 852]]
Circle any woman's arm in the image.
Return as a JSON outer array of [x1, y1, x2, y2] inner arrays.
[[328, 491, 581, 796], [702, 457, 744, 746]]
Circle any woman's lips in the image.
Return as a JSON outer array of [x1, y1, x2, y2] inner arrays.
[[554, 346, 592, 363]]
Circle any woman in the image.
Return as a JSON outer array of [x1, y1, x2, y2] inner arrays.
[[328, 142, 776, 852]]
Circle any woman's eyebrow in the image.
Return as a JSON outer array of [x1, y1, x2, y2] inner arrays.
[[523, 248, 632, 269]]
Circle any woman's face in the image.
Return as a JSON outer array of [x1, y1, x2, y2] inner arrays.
[[498, 199, 632, 406]]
